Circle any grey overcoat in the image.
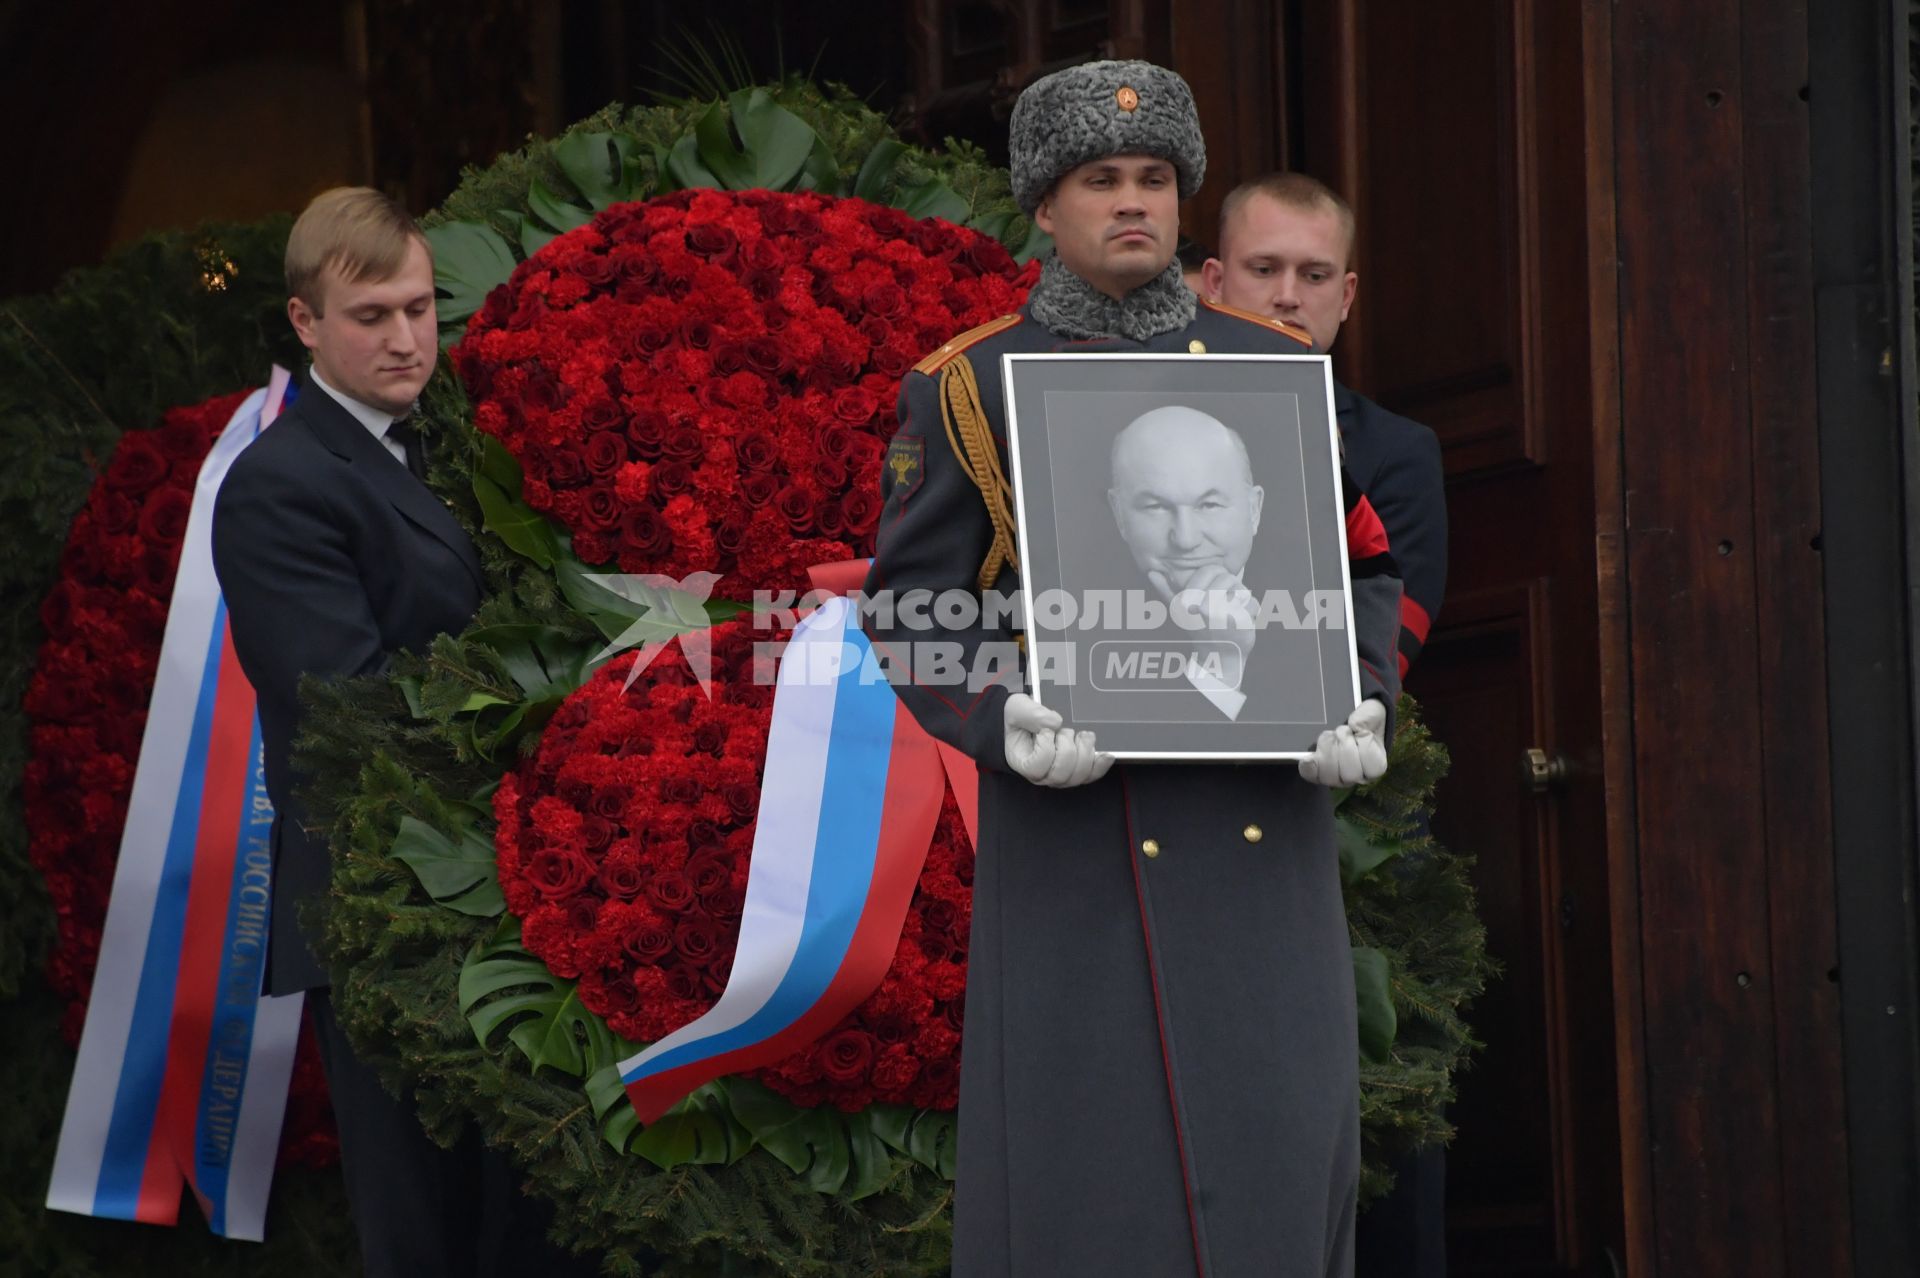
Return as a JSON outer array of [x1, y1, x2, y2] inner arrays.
[[864, 297, 1403, 1278]]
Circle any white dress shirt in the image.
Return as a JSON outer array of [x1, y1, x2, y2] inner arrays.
[[307, 366, 409, 467], [1185, 656, 1248, 721]]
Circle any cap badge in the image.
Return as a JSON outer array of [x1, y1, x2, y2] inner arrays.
[[1116, 85, 1139, 112]]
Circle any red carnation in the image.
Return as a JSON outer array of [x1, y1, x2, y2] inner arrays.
[[870, 1046, 921, 1094]]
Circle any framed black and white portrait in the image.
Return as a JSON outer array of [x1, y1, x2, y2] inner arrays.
[[1004, 353, 1359, 759]]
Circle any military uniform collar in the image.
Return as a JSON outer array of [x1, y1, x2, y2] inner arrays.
[[1026, 255, 1197, 342]]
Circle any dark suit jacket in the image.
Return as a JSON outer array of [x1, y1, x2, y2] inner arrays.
[[1335, 382, 1447, 675], [211, 372, 483, 995]]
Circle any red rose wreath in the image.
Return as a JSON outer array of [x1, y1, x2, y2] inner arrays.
[[452, 187, 1037, 592], [493, 619, 973, 1113], [23, 391, 337, 1168], [458, 188, 1035, 1115]]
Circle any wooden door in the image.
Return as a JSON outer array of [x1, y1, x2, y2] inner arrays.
[[1294, 2, 1623, 1272]]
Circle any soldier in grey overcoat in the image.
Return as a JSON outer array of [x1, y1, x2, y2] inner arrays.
[[862, 61, 1404, 1278]]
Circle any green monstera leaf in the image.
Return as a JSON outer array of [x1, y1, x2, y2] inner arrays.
[[587, 1067, 752, 1170], [424, 220, 518, 334], [1337, 814, 1406, 888], [696, 89, 819, 191], [389, 815, 504, 917], [552, 130, 645, 209], [458, 923, 617, 1078]]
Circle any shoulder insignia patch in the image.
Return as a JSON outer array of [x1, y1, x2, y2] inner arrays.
[[913, 313, 1025, 376], [884, 435, 925, 501], [1200, 299, 1314, 349]]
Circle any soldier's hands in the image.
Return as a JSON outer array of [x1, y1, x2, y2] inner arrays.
[[1298, 696, 1390, 787], [1005, 692, 1114, 788]]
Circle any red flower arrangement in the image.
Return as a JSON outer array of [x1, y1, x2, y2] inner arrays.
[[452, 188, 1037, 599], [22, 390, 337, 1168], [493, 618, 973, 1113]]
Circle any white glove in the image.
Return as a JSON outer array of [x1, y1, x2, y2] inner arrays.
[[1004, 693, 1115, 788], [1298, 697, 1389, 787]]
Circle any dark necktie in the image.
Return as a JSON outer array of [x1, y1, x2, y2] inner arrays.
[[386, 416, 429, 483]]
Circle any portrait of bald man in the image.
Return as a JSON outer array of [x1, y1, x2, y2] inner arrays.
[[1000, 350, 1379, 756], [1106, 404, 1267, 722]]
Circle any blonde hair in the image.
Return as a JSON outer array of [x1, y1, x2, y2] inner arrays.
[[284, 187, 428, 313], [1217, 173, 1357, 269]]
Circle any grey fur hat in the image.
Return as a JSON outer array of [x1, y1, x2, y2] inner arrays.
[[1008, 59, 1205, 214]]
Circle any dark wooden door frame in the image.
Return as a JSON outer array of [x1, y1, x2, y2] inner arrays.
[[1811, 3, 1920, 1276], [1590, 0, 1920, 1274]]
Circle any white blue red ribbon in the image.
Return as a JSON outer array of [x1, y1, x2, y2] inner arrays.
[[47, 369, 305, 1241], [620, 593, 957, 1123]]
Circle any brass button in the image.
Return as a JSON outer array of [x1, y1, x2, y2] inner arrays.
[[1243, 824, 1263, 844], [1188, 339, 1207, 354], [1141, 838, 1161, 859], [1116, 85, 1140, 112]]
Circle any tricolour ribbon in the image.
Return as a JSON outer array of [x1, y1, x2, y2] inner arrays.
[[47, 369, 305, 1240], [620, 584, 975, 1123]]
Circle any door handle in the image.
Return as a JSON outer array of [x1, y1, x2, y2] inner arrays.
[[1524, 747, 1570, 796]]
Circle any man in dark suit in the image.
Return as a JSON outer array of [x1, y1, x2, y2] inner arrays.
[[1205, 172, 1451, 1277], [213, 187, 590, 1278]]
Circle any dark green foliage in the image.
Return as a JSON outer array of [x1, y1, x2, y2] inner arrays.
[[1340, 714, 1496, 1203], [430, 80, 1004, 236]]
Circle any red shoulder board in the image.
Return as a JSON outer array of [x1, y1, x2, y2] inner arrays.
[[913, 313, 1026, 376], [1199, 299, 1314, 349]]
